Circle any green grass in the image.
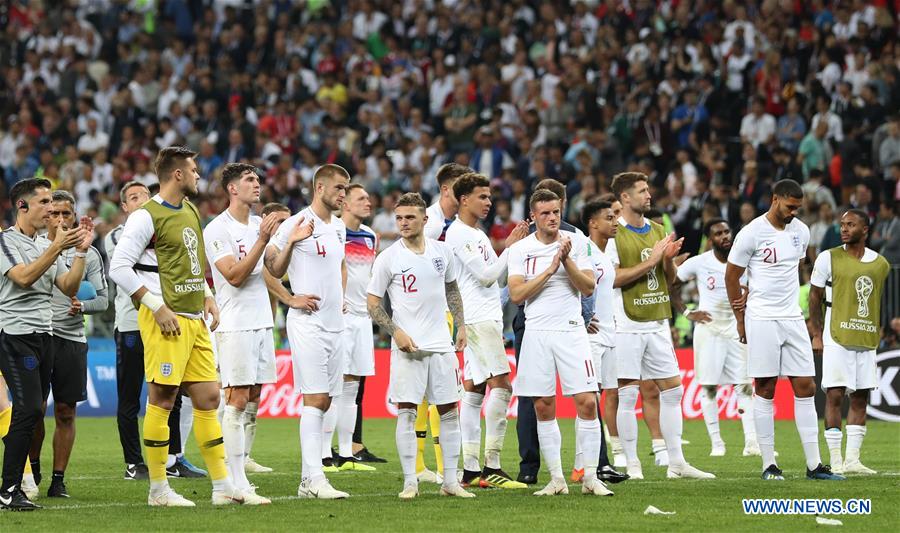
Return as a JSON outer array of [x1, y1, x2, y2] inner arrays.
[[4, 418, 898, 531]]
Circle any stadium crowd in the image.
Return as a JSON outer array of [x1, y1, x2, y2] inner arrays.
[[1, 0, 899, 344]]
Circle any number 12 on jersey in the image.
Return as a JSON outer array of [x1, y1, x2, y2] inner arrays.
[[401, 273, 417, 293]]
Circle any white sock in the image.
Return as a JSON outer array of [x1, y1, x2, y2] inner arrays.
[[300, 406, 324, 481], [610, 435, 622, 456], [165, 454, 176, 469], [824, 427, 843, 465], [736, 386, 756, 445], [217, 389, 226, 426], [616, 386, 639, 465], [439, 409, 461, 488], [244, 401, 259, 459], [212, 477, 236, 494], [483, 388, 510, 470], [179, 395, 193, 453], [659, 386, 686, 467], [460, 391, 484, 472], [338, 381, 359, 458], [396, 408, 418, 485], [321, 402, 338, 460], [574, 437, 584, 471], [577, 417, 602, 483], [700, 387, 722, 444], [150, 479, 169, 495], [754, 396, 777, 468], [845, 425, 866, 463], [794, 396, 822, 471], [222, 405, 250, 490], [536, 419, 564, 480]]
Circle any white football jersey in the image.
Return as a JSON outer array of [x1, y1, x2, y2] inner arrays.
[[507, 233, 592, 331], [676, 250, 747, 334], [344, 223, 378, 316], [271, 207, 346, 332], [424, 201, 454, 241], [204, 210, 273, 332], [444, 219, 503, 324], [588, 241, 616, 346], [728, 214, 809, 320], [810, 246, 880, 347], [367, 238, 457, 352]]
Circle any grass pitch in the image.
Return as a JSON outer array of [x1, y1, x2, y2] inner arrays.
[[3, 417, 897, 531]]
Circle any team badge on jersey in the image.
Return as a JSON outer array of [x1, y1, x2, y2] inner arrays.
[[365, 237, 374, 249], [161, 363, 173, 377], [791, 234, 801, 250], [432, 257, 445, 274]]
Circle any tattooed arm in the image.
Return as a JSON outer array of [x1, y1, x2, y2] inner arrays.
[[445, 280, 467, 351], [367, 293, 418, 352]]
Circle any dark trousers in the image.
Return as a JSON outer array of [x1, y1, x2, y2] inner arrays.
[[0, 332, 51, 491], [513, 311, 611, 477], [352, 376, 366, 444], [115, 330, 145, 465]]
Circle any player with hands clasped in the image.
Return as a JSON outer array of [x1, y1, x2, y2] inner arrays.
[[367, 193, 473, 500]]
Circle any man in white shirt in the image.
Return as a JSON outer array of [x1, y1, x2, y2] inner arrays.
[[265, 164, 350, 499], [740, 97, 776, 149], [608, 172, 713, 481], [507, 189, 612, 497], [366, 192, 473, 500], [809, 210, 889, 476], [672, 219, 757, 457], [204, 164, 287, 504], [726, 179, 844, 481], [445, 173, 528, 489]]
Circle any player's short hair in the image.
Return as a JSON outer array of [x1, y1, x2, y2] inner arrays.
[[610, 172, 649, 200], [529, 189, 560, 211], [435, 162, 471, 188], [51, 190, 76, 207], [261, 202, 291, 216], [534, 178, 566, 202], [842, 208, 870, 228], [346, 183, 366, 195], [395, 192, 427, 212], [703, 217, 728, 237], [221, 163, 258, 190], [154, 146, 197, 182], [452, 172, 491, 202], [772, 178, 803, 199], [597, 192, 618, 204], [119, 181, 149, 204], [313, 164, 350, 189], [581, 200, 613, 227], [10, 178, 52, 211]]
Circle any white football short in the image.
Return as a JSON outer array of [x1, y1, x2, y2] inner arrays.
[[342, 313, 375, 377], [588, 336, 618, 390], [515, 329, 596, 397], [286, 317, 343, 396], [463, 320, 510, 386], [745, 318, 814, 378], [215, 328, 277, 387], [615, 330, 679, 381], [822, 344, 877, 393], [388, 349, 460, 406], [693, 323, 750, 386]]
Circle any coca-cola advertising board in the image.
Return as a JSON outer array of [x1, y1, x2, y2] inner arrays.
[[258, 348, 797, 419]]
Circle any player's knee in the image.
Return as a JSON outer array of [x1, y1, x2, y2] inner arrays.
[[488, 374, 511, 391], [702, 385, 717, 399], [227, 387, 250, 410], [55, 404, 76, 426], [735, 383, 753, 397], [849, 390, 869, 407], [575, 396, 598, 419]]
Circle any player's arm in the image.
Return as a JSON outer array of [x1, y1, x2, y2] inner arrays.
[[560, 248, 594, 296], [213, 213, 281, 287], [445, 280, 466, 350], [612, 233, 673, 288], [724, 262, 747, 343], [263, 268, 292, 305], [55, 217, 95, 297], [264, 215, 314, 279], [5, 224, 83, 289], [508, 260, 559, 305], [808, 252, 831, 355], [367, 293, 417, 352]]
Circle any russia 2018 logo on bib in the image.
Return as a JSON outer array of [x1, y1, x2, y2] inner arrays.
[[432, 257, 445, 274], [160, 363, 173, 377]]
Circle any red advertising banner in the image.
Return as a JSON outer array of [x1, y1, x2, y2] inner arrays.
[[259, 348, 796, 419]]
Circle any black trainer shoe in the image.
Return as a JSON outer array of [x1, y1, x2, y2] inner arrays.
[[807, 463, 846, 481], [166, 457, 206, 478], [0, 488, 42, 511], [481, 467, 528, 489], [322, 457, 335, 468], [598, 465, 629, 484], [124, 463, 150, 480], [355, 447, 388, 463], [47, 479, 70, 498], [516, 472, 538, 485], [761, 464, 785, 480], [460, 469, 483, 488]]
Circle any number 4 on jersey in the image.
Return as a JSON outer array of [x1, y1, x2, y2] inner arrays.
[[316, 241, 326, 257]]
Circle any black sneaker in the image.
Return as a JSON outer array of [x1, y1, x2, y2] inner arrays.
[[516, 472, 538, 485], [124, 463, 150, 480], [166, 457, 206, 478], [761, 464, 785, 480], [0, 488, 42, 511], [355, 447, 388, 463], [460, 469, 483, 488], [598, 465, 629, 484], [807, 463, 846, 481], [322, 457, 335, 468], [47, 479, 70, 498]]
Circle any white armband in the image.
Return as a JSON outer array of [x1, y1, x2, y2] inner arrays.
[[140, 292, 164, 313]]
